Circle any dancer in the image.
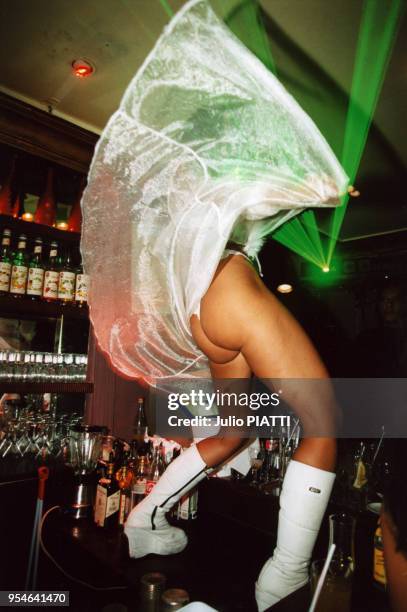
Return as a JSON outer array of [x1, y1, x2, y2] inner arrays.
[[81, 1, 348, 609]]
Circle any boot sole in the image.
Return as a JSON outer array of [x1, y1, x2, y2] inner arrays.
[[124, 525, 188, 559]]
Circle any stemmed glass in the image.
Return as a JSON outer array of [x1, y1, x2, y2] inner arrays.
[[249, 444, 263, 487]]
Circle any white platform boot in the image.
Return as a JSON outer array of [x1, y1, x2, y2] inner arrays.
[[124, 444, 208, 559], [255, 460, 336, 611]]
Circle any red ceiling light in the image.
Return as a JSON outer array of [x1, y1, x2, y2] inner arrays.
[[72, 59, 94, 79]]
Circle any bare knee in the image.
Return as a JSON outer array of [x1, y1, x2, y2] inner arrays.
[[197, 435, 246, 468], [294, 437, 337, 472]]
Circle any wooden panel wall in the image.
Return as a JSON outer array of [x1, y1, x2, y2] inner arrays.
[[0, 92, 98, 173]]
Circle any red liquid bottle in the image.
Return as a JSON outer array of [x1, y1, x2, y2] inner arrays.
[[0, 156, 16, 216], [68, 177, 85, 232], [34, 167, 56, 226]]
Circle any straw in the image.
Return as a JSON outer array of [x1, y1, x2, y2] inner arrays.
[[372, 426, 385, 466], [308, 544, 336, 612], [285, 417, 300, 448]]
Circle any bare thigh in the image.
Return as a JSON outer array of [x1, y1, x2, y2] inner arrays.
[[190, 254, 339, 440]]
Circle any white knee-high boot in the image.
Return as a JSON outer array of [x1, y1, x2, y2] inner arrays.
[[255, 460, 335, 611], [124, 444, 208, 559]]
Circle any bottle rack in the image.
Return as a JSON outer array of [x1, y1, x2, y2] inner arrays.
[[0, 382, 93, 394], [0, 294, 88, 320], [0, 214, 92, 395], [0, 214, 80, 246]]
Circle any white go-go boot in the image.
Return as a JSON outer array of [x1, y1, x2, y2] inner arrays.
[[255, 459, 336, 611], [125, 444, 208, 559]]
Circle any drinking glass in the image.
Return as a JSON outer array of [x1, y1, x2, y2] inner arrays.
[[311, 556, 353, 612], [248, 445, 263, 487]]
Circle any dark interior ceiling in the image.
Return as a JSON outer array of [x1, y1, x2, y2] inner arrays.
[[0, 0, 406, 244]]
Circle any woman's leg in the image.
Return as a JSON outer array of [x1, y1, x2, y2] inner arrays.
[[194, 255, 338, 609], [197, 351, 252, 466], [125, 351, 251, 559], [196, 255, 338, 469]]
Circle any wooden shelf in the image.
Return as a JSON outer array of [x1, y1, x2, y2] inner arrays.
[[0, 381, 93, 394], [0, 214, 80, 246], [0, 294, 88, 320]]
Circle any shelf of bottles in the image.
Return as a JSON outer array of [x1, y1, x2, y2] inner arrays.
[[0, 147, 92, 482], [80, 398, 198, 529], [0, 144, 88, 313], [0, 224, 88, 311]]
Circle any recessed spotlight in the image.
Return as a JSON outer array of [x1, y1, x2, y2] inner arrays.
[[322, 265, 330, 273], [72, 59, 95, 79], [277, 283, 293, 294], [348, 185, 360, 197]]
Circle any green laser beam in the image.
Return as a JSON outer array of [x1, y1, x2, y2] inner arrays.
[[225, 0, 277, 74], [152, 0, 403, 275], [326, 0, 405, 265], [301, 210, 325, 264], [159, 0, 174, 18], [274, 217, 325, 268]]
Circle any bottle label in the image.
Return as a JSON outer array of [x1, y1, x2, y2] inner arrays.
[[50, 249, 57, 257], [27, 267, 45, 295], [373, 526, 387, 586], [2, 238, 10, 246], [34, 246, 42, 254], [0, 262, 11, 291], [133, 479, 147, 495], [94, 484, 107, 526], [10, 265, 28, 294], [353, 459, 367, 489], [17, 241, 26, 249], [75, 273, 89, 302], [145, 480, 157, 496], [58, 271, 75, 300], [106, 490, 120, 519], [178, 490, 199, 520], [119, 492, 130, 525], [43, 270, 59, 299]]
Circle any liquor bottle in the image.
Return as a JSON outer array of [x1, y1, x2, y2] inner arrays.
[[34, 167, 56, 226], [260, 439, 279, 484], [145, 444, 165, 496], [11, 192, 22, 218], [26, 237, 45, 299], [133, 396, 148, 446], [0, 228, 12, 294], [68, 177, 84, 232], [353, 441, 368, 489], [373, 519, 387, 590], [57, 248, 75, 303], [74, 256, 89, 307], [130, 454, 149, 510], [174, 449, 199, 521], [0, 156, 16, 215], [42, 241, 60, 302], [117, 461, 133, 526], [94, 453, 121, 528], [10, 234, 28, 297]]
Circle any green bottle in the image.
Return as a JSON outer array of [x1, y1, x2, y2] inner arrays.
[[10, 234, 28, 297], [26, 237, 45, 299], [0, 228, 12, 294], [42, 241, 59, 302]]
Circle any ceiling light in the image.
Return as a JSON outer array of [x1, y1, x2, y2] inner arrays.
[[322, 265, 330, 273], [277, 283, 293, 294], [347, 185, 360, 197], [72, 59, 95, 79]]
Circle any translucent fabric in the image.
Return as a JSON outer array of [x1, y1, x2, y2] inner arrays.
[[81, 0, 348, 384]]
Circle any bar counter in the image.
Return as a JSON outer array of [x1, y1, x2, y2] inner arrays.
[[5, 472, 390, 612]]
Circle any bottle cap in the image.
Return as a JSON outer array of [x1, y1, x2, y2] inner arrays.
[[140, 572, 167, 602], [161, 588, 190, 610]]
